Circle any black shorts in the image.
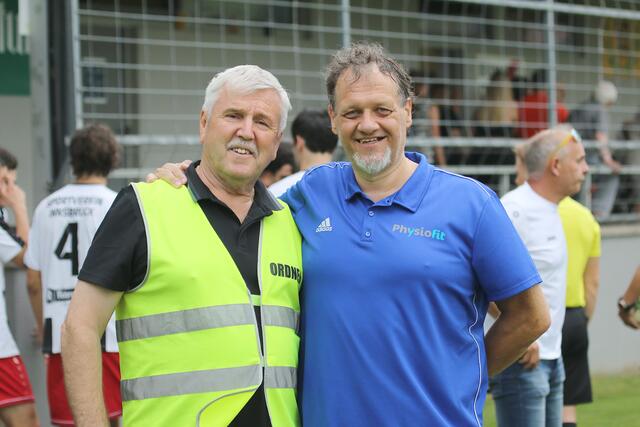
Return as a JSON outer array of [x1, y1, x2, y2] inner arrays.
[[561, 307, 593, 405]]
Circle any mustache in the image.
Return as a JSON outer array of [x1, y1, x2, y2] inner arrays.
[[226, 139, 257, 156]]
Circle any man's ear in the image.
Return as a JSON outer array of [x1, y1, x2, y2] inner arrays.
[[271, 136, 283, 162], [404, 97, 413, 128], [294, 135, 306, 151], [199, 110, 208, 144], [550, 157, 562, 177], [328, 104, 338, 135]]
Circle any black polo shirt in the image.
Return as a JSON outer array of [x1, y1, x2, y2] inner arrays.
[[79, 161, 279, 427]]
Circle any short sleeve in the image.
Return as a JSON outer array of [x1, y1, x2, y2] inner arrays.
[[589, 218, 601, 258], [500, 197, 528, 244], [23, 208, 42, 270], [78, 186, 148, 292], [0, 226, 21, 264], [279, 178, 306, 216], [472, 194, 541, 301]]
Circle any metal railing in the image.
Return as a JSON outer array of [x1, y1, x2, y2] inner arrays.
[[67, 0, 640, 222]]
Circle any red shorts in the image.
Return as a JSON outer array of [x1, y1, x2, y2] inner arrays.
[[45, 352, 122, 426], [0, 355, 35, 408]]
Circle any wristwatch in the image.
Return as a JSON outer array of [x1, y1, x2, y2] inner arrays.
[[617, 297, 635, 312]]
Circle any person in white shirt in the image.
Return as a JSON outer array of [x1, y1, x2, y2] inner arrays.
[[268, 109, 337, 197], [24, 124, 122, 427], [0, 148, 38, 427], [492, 126, 589, 427]]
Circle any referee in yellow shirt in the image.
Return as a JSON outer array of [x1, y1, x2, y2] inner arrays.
[[558, 197, 601, 427]]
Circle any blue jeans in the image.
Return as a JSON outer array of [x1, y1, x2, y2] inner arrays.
[[490, 358, 565, 427]]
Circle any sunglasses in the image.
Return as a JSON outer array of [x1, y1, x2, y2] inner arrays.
[[547, 128, 582, 161]]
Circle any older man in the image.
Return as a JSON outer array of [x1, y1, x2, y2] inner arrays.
[[495, 127, 589, 427], [569, 80, 620, 219], [153, 43, 549, 426], [61, 65, 303, 426]]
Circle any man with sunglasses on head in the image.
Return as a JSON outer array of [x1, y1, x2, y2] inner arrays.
[[492, 127, 589, 427]]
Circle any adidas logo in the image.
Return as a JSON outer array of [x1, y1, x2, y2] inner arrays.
[[315, 217, 333, 233]]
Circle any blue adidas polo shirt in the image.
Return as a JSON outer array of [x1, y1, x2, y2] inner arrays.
[[281, 152, 540, 427]]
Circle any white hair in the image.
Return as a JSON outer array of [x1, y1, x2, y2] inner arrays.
[[595, 80, 618, 105], [524, 125, 572, 179], [201, 65, 291, 132]]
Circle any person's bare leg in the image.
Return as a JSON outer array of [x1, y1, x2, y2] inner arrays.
[[562, 405, 577, 425], [0, 402, 39, 427]]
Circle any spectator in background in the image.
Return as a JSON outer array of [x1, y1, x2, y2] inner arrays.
[[505, 60, 529, 105], [449, 85, 473, 164], [511, 75, 529, 105], [260, 142, 296, 187], [408, 71, 448, 166], [269, 109, 337, 197], [569, 80, 621, 219], [474, 70, 519, 138], [620, 111, 640, 214], [430, 82, 466, 165], [494, 126, 589, 427], [558, 193, 601, 427], [0, 149, 38, 427], [519, 69, 569, 139], [431, 83, 466, 135], [408, 70, 431, 138], [618, 266, 640, 329], [466, 70, 517, 187]]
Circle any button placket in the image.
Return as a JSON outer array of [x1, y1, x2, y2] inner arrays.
[[361, 206, 378, 241]]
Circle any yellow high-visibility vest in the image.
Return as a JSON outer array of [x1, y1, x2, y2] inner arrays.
[[115, 181, 302, 426]]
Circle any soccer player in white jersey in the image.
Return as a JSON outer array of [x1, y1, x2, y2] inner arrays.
[[25, 124, 122, 427], [0, 148, 38, 427]]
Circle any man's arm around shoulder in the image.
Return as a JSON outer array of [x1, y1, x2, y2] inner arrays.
[[61, 281, 123, 427], [485, 284, 550, 376]]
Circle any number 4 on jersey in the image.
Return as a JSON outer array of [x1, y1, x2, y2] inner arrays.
[[55, 222, 79, 275]]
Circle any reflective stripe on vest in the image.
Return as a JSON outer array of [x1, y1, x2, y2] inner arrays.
[[264, 366, 296, 389], [122, 364, 261, 401], [116, 304, 299, 342], [121, 365, 297, 402]]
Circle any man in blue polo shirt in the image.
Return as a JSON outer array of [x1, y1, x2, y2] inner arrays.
[[284, 43, 549, 427], [151, 43, 550, 426]]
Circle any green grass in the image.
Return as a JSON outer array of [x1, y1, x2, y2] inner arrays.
[[483, 372, 640, 427]]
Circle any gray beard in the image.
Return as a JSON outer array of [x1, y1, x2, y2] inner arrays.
[[351, 146, 392, 176]]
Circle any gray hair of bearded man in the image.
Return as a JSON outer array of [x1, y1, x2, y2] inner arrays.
[[201, 65, 292, 132], [325, 42, 414, 108]]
